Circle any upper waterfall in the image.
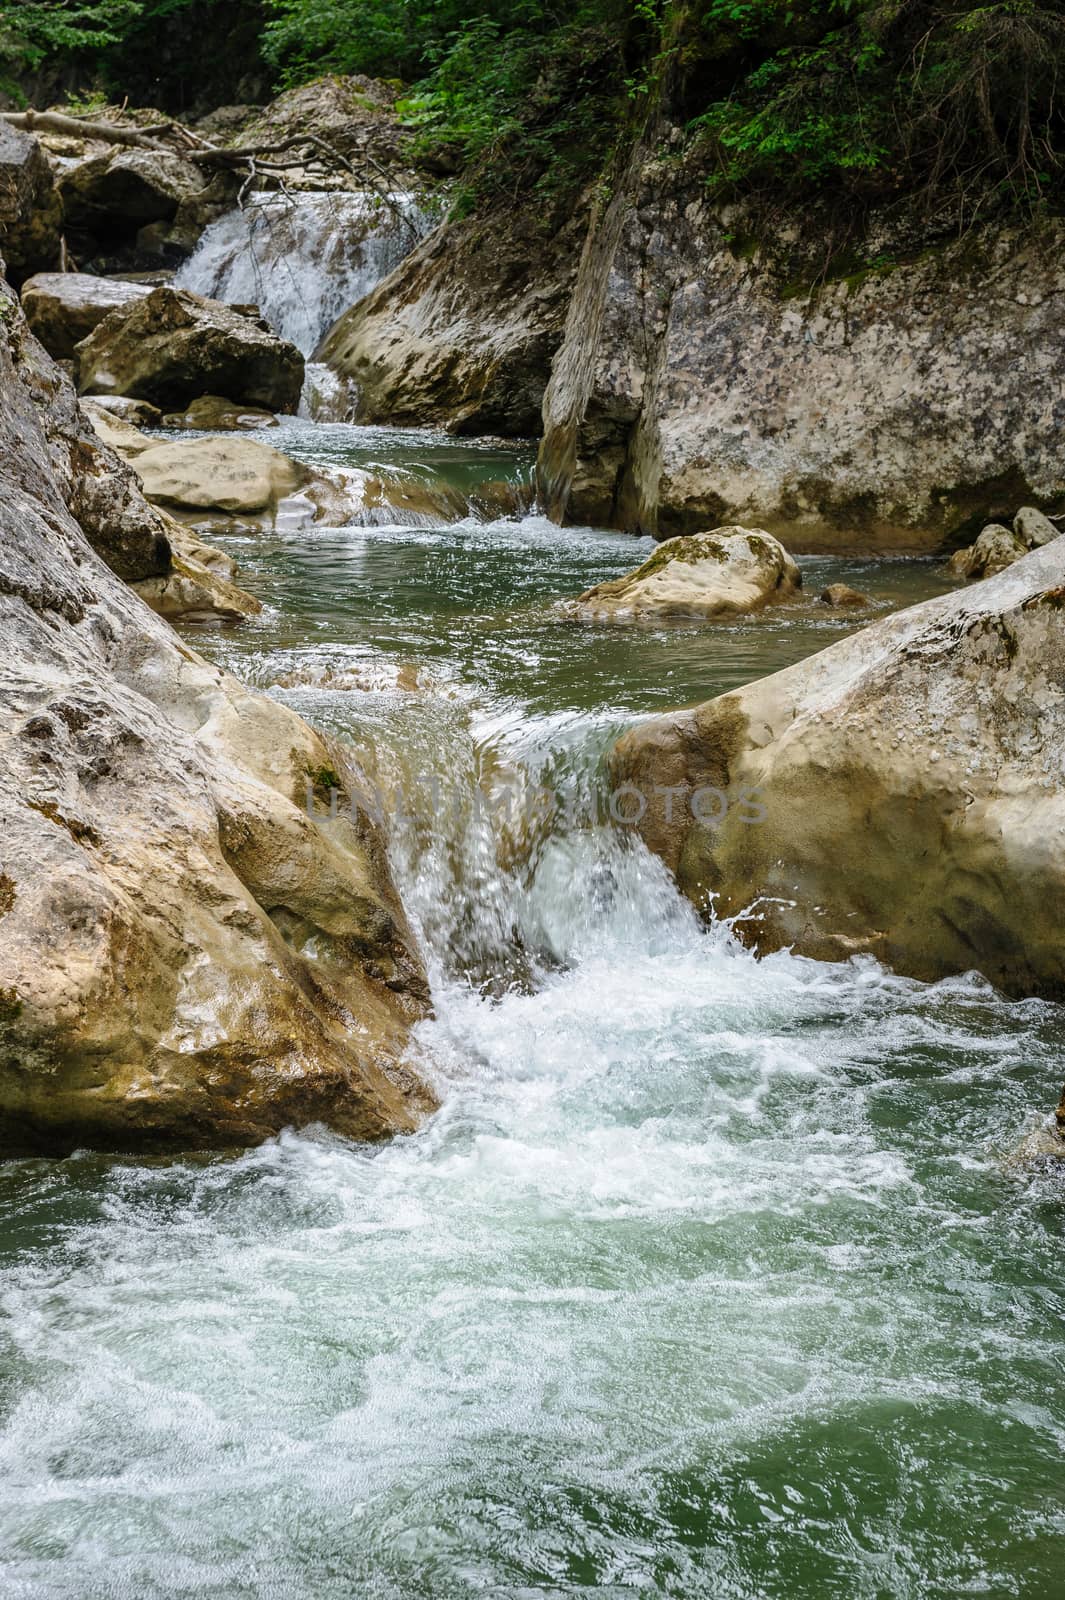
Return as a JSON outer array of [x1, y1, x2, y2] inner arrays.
[[175, 191, 432, 357]]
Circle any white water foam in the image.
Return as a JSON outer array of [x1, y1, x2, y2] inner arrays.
[[176, 191, 432, 358]]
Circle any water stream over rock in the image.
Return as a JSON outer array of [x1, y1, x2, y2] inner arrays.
[[1, 242, 1063, 1595]]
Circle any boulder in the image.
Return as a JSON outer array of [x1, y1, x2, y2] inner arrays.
[[1014, 505, 1060, 548], [0, 123, 62, 285], [75, 286, 305, 413], [57, 148, 232, 266], [0, 293, 171, 583], [820, 583, 870, 608], [0, 279, 434, 1156], [611, 539, 1065, 999], [20, 272, 151, 360], [132, 435, 306, 513], [948, 523, 1030, 581], [114, 431, 469, 530], [161, 394, 278, 431], [563, 527, 801, 622], [133, 517, 262, 624]]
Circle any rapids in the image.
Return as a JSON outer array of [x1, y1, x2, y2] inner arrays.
[[1, 423, 1063, 1597]]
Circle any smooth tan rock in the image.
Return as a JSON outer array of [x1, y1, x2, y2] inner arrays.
[[132, 517, 260, 624], [162, 394, 279, 431], [820, 583, 870, 608], [564, 527, 800, 622], [132, 435, 306, 513], [0, 284, 434, 1156], [75, 286, 304, 413], [611, 540, 1065, 999], [21, 272, 151, 360], [81, 400, 155, 458], [127, 435, 470, 531]]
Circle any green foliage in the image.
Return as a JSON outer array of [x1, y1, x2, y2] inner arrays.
[[688, 0, 1065, 219], [0, 0, 140, 95], [9, 0, 1063, 234]]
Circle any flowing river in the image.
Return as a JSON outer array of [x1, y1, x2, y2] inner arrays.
[[2, 420, 1064, 1597]]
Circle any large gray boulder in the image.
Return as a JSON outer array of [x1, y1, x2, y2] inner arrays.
[[612, 540, 1065, 999], [0, 278, 434, 1156], [21, 271, 151, 360], [0, 123, 61, 285], [75, 285, 305, 412]]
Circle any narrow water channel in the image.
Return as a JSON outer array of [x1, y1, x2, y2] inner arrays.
[[1, 423, 1062, 1598]]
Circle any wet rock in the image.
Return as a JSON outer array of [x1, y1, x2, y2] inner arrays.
[[0, 280, 434, 1156], [564, 527, 800, 622], [75, 286, 305, 413], [947, 523, 1029, 581], [161, 394, 278, 431], [0, 123, 62, 285], [820, 583, 870, 608], [611, 539, 1065, 999], [132, 533, 262, 623], [20, 272, 151, 360]]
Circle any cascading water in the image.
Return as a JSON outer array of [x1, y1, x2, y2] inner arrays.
[[175, 191, 433, 416], [2, 394, 1063, 1589]]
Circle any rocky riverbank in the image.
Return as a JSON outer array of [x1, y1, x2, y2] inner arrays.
[[0, 271, 436, 1157]]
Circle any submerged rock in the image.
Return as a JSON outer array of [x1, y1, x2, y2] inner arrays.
[[20, 272, 151, 360], [75, 286, 305, 413], [0, 283, 434, 1156], [611, 540, 1065, 999], [564, 527, 800, 622], [819, 583, 870, 608]]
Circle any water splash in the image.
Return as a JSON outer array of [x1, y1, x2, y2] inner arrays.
[[176, 191, 432, 358]]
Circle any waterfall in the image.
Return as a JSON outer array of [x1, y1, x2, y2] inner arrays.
[[176, 191, 432, 359]]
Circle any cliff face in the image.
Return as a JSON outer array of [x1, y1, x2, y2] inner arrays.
[[317, 137, 1064, 551], [537, 154, 1065, 550], [317, 206, 586, 437]]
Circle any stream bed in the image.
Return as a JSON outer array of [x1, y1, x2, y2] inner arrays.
[[1, 425, 1063, 1598]]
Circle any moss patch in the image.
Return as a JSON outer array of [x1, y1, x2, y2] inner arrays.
[[27, 800, 101, 848]]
